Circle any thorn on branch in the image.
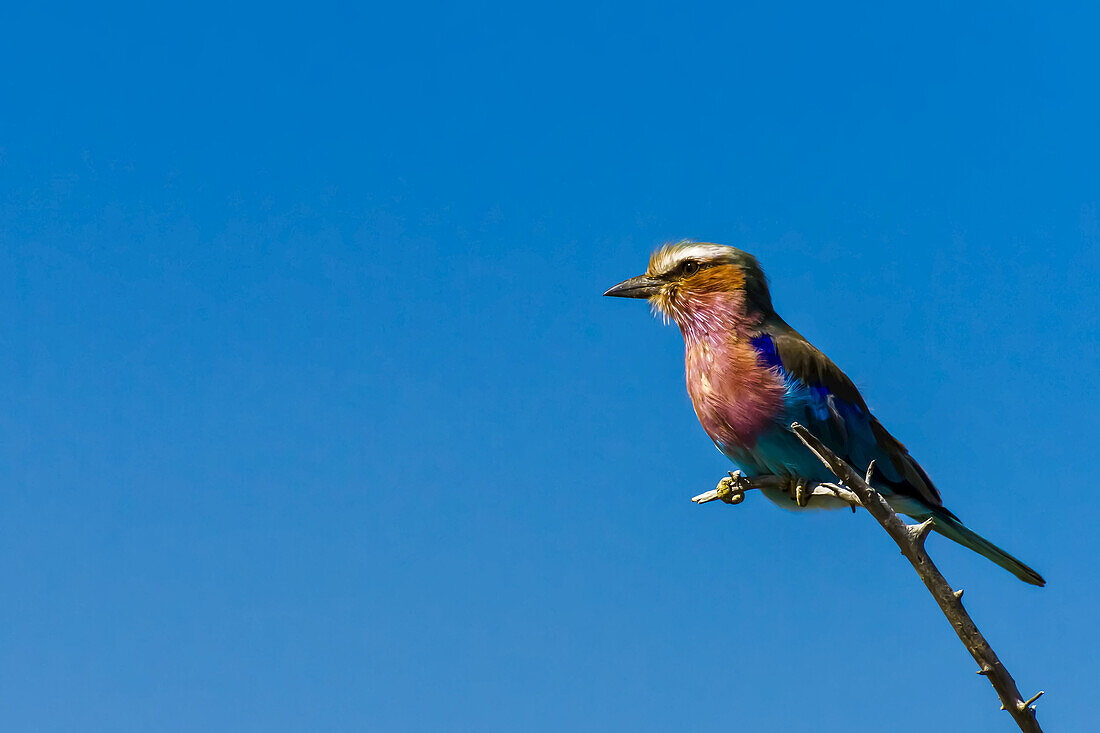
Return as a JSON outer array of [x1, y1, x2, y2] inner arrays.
[[906, 517, 935, 547], [1022, 691, 1044, 709], [954, 589, 964, 600]]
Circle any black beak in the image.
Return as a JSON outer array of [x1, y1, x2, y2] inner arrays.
[[603, 274, 663, 299]]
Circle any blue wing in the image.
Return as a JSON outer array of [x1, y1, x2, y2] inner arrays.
[[750, 330, 945, 512]]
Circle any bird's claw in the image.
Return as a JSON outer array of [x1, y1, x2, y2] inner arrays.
[[716, 470, 750, 504], [792, 478, 811, 508]]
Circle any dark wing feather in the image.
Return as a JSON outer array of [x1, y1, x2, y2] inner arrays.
[[763, 324, 944, 510], [867, 416, 945, 509], [769, 330, 867, 411]]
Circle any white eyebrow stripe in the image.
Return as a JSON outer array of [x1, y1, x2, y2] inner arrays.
[[650, 242, 734, 276]]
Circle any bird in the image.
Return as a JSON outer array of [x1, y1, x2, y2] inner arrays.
[[605, 241, 1044, 586]]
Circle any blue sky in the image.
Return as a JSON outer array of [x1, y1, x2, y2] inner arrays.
[[2, 2, 1098, 731]]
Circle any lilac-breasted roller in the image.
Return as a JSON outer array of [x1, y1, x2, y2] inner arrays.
[[605, 241, 1044, 586]]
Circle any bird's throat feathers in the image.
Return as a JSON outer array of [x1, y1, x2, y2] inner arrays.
[[652, 264, 758, 341], [669, 285, 787, 451]]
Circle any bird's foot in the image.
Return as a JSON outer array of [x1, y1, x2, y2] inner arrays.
[[791, 477, 811, 508], [715, 470, 751, 505]]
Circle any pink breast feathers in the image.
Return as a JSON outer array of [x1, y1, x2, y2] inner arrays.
[[684, 333, 786, 451]]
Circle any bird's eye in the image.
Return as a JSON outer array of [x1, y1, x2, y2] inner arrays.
[[682, 261, 700, 277]]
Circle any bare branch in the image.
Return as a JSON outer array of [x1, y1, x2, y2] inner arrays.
[[787, 423, 1044, 733], [689, 425, 1046, 731]]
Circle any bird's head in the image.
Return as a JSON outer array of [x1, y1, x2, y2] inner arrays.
[[604, 241, 774, 334]]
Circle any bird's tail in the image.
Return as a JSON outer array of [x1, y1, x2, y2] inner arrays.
[[913, 508, 1045, 587]]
